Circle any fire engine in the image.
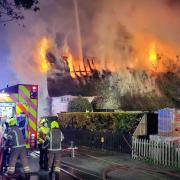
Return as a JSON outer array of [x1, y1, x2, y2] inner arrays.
[[0, 84, 38, 148]]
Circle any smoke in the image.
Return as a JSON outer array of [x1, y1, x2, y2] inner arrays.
[[87, 0, 180, 69], [6, 0, 180, 114]]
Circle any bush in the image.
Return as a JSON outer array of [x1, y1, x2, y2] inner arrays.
[[91, 96, 104, 111], [68, 97, 92, 112], [58, 112, 143, 133]]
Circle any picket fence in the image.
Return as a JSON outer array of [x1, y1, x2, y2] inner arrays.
[[132, 137, 180, 168]]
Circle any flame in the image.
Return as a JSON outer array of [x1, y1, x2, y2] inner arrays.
[[39, 38, 50, 73], [34, 37, 51, 74], [67, 53, 76, 78], [149, 42, 157, 65], [62, 43, 88, 78], [62, 44, 76, 78]]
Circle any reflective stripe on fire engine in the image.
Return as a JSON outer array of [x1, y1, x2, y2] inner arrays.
[[19, 85, 37, 106], [7, 85, 37, 146], [18, 85, 37, 134], [28, 119, 36, 132]]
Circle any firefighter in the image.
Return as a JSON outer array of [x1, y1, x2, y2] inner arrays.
[[1, 119, 11, 174], [6, 117, 30, 179], [37, 118, 49, 170], [47, 121, 64, 179]]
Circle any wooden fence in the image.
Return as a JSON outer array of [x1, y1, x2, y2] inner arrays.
[[132, 137, 180, 168]]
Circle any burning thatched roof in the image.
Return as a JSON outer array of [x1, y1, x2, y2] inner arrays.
[[46, 52, 111, 97]]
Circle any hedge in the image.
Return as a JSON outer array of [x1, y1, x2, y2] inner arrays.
[[58, 112, 143, 133]]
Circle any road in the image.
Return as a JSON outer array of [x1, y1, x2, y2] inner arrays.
[[28, 151, 100, 180]]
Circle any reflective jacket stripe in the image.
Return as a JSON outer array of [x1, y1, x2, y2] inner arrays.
[[48, 149, 61, 151], [50, 131, 52, 149], [12, 130, 19, 146], [12, 130, 25, 148]]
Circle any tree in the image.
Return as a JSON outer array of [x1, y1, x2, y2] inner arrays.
[[0, 0, 39, 24], [68, 97, 92, 112]]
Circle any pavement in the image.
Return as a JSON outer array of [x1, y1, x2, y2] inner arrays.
[[61, 146, 180, 180]]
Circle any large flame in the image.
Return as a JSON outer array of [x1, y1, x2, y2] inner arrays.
[[62, 43, 88, 78], [67, 53, 76, 78], [149, 42, 157, 65], [34, 37, 51, 74], [40, 38, 49, 73]]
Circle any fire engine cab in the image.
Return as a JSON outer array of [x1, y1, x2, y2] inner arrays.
[[0, 84, 38, 148]]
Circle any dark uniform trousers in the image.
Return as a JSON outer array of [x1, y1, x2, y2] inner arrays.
[[7, 147, 30, 174], [48, 150, 61, 173], [38, 144, 48, 170]]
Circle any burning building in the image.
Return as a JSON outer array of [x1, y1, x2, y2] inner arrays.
[[40, 35, 180, 112], [46, 53, 111, 97], [7, 0, 180, 114]]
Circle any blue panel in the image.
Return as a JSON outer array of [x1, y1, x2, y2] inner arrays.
[[17, 114, 27, 139]]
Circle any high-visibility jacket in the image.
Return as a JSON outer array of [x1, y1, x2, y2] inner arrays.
[[47, 128, 64, 151], [37, 126, 49, 144]]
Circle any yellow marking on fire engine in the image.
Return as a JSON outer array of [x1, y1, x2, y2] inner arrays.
[[18, 95, 26, 104], [19, 85, 38, 106], [16, 106, 22, 115], [18, 94, 37, 118], [4, 96, 12, 102], [28, 118, 36, 131], [19, 85, 30, 97], [6, 97, 12, 102], [28, 106, 37, 118], [14, 93, 19, 99], [18, 96, 37, 129], [32, 99, 38, 106]]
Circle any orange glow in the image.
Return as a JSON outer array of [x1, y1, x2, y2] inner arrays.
[[67, 53, 76, 78], [39, 38, 50, 73], [149, 42, 157, 65], [34, 37, 52, 74], [62, 44, 89, 78]]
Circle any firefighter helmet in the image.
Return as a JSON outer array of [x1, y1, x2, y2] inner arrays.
[[51, 121, 59, 129], [8, 117, 18, 126], [40, 118, 47, 124]]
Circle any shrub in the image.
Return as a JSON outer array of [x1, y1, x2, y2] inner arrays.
[[68, 97, 92, 112], [58, 112, 143, 133]]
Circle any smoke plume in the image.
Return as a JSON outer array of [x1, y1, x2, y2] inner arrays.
[[5, 0, 180, 114]]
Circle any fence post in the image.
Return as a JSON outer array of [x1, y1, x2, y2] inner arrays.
[[143, 139, 146, 157], [132, 137, 134, 159], [149, 140, 151, 160], [165, 143, 168, 166], [145, 139, 148, 158], [171, 142, 174, 167], [138, 139, 141, 159], [159, 142, 162, 165], [134, 137, 137, 158]]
